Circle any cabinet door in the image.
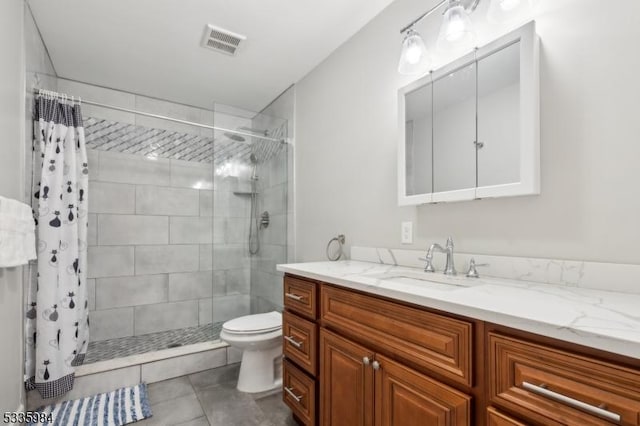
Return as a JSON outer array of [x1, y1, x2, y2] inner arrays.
[[320, 328, 374, 426], [374, 354, 471, 426]]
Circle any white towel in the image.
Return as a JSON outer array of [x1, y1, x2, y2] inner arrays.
[[0, 196, 36, 267]]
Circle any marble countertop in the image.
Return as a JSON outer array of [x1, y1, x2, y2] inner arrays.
[[277, 261, 640, 359]]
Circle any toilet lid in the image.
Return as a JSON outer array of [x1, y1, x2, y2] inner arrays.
[[222, 311, 282, 334]]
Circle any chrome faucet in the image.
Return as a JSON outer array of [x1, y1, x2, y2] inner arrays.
[[422, 237, 457, 275]]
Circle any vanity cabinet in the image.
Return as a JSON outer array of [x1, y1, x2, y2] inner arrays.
[[319, 284, 474, 426], [282, 273, 640, 426], [283, 275, 320, 426]]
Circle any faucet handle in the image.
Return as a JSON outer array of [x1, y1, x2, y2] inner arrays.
[[446, 236, 454, 248], [466, 258, 488, 278], [418, 257, 436, 273]]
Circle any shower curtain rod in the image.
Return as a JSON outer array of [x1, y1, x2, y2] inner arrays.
[[34, 89, 286, 144]]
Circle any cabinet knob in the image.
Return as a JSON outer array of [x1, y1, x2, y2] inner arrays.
[[362, 356, 370, 365], [372, 360, 381, 370]]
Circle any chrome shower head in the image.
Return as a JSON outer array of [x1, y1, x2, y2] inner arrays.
[[249, 153, 258, 164]]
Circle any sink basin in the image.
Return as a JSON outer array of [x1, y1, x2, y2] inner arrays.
[[364, 270, 478, 292]]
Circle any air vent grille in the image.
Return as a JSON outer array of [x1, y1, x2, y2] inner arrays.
[[201, 24, 246, 56]]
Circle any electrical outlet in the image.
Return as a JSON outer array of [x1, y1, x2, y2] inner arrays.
[[401, 221, 413, 244]]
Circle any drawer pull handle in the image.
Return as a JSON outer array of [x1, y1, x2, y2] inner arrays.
[[284, 335, 303, 348], [285, 293, 305, 301], [372, 360, 381, 371], [363, 356, 370, 366], [522, 381, 621, 423], [284, 386, 303, 403]]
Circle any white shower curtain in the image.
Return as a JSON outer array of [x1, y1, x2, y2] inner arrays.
[[25, 93, 90, 398]]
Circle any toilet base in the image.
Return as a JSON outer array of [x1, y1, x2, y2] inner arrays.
[[236, 344, 283, 393]]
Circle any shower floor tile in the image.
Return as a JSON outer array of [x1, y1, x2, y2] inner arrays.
[[85, 322, 224, 364]]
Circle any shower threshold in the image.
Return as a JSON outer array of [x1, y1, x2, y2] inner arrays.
[[85, 322, 224, 364]]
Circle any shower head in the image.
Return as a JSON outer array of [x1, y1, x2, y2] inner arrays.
[[224, 132, 246, 142], [249, 153, 258, 164]]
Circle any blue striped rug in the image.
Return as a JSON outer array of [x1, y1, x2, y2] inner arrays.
[[29, 383, 152, 426]]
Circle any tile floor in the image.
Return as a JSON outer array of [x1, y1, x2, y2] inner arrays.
[[85, 322, 224, 364], [138, 363, 297, 426]]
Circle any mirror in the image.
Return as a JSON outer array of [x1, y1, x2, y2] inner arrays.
[[397, 22, 539, 206], [433, 61, 476, 194], [477, 41, 520, 187], [404, 84, 433, 196]]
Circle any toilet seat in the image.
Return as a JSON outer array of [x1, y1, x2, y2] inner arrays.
[[222, 311, 282, 335]]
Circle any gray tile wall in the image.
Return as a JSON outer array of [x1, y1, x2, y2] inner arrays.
[[88, 147, 252, 341], [44, 79, 278, 343]]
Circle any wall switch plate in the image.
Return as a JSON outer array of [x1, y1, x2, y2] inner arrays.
[[401, 221, 413, 244]]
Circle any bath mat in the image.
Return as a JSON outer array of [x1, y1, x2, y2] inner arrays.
[[28, 383, 152, 426]]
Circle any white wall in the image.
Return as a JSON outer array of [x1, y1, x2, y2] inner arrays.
[[295, 0, 640, 265], [0, 0, 25, 412]]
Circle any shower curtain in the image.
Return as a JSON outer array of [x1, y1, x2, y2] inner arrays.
[[25, 93, 90, 398]]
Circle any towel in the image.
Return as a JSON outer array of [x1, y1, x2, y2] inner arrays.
[[0, 196, 36, 267]]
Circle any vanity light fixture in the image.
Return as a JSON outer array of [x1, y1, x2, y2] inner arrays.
[[397, 29, 430, 75], [437, 0, 477, 50], [398, 0, 480, 75]]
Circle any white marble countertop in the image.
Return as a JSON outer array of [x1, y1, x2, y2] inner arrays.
[[277, 260, 640, 359]]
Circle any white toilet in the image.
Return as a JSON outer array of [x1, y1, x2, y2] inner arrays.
[[220, 311, 283, 393]]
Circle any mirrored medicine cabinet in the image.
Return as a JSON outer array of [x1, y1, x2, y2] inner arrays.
[[398, 22, 539, 205]]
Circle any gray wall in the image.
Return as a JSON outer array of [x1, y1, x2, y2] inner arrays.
[[294, 0, 640, 265], [0, 0, 25, 413]]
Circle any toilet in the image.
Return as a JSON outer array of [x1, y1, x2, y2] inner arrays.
[[220, 311, 283, 393]]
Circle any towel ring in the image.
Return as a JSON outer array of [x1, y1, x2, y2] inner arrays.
[[326, 234, 346, 261]]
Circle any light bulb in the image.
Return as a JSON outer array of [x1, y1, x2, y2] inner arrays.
[[398, 29, 430, 75], [437, 1, 475, 51], [405, 43, 423, 64]]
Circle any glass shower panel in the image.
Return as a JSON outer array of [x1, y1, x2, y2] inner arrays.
[[212, 105, 288, 326]]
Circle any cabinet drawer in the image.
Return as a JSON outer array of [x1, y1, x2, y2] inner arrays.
[[487, 407, 527, 426], [321, 284, 473, 386], [283, 311, 318, 376], [284, 275, 317, 319], [489, 333, 640, 426], [283, 359, 316, 426]]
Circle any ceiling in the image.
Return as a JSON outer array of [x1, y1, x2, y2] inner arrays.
[[28, 0, 395, 112]]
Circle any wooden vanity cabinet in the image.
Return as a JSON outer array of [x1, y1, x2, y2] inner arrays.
[[319, 284, 474, 426], [283, 275, 320, 426], [282, 274, 640, 426]]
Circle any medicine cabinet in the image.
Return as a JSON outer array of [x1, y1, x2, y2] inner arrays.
[[398, 22, 539, 205]]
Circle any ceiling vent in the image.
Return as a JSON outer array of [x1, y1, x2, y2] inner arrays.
[[201, 24, 246, 56]]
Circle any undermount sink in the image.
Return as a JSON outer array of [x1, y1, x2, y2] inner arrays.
[[364, 270, 479, 291]]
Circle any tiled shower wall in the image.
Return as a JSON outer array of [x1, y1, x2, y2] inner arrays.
[[26, 73, 288, 343], [51, 78, 254, 342]]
